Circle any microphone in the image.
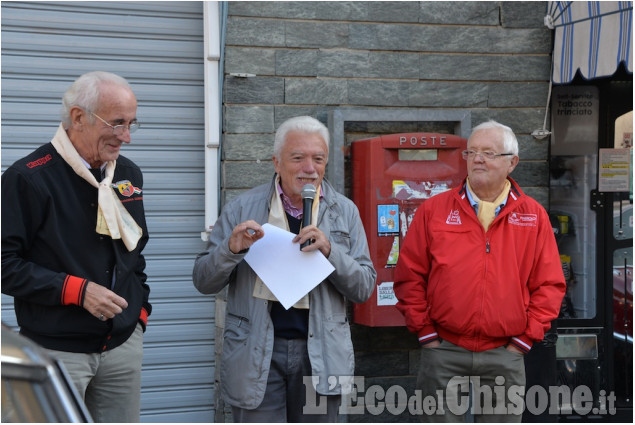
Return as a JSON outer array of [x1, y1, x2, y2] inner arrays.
[[300, 184, 316, 250]]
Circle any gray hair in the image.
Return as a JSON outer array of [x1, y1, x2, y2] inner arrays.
[[61, 71, 132, 127], [273, 116, 330, 157], [470, 120, 519, 156]]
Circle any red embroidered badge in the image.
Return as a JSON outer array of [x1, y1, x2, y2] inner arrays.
[[26, 154, 52, 168]]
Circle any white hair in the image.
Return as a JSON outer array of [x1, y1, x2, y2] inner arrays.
[[470, 120, 519, 156], [61, 71, 132, 127], [273, 116, 330, 157]]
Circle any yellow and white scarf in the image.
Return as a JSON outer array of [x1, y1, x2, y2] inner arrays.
[[466, 178, 511, 232], [252, 176, 321, 309], [51, 123, 143, 251]]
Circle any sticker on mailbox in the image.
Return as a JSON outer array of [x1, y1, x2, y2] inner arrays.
[[377, 282, 398, 306], [386, 236, 399, 266], [378, 205, 399, 235]]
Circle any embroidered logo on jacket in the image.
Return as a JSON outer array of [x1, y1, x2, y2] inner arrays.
[[446, 209, 462, 225], [508, 212, 537, 227], [112, 180, 142, 197], [26, 154, 52, 168]]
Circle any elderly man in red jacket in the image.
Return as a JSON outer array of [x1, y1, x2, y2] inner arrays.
[[394, 120, 565, 422]]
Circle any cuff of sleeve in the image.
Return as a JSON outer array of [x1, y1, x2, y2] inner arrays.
[[418, 326, 439, 346], [61, 275, 88, 306], [139, 308, 149, 331], [510, 336, 532, 354]]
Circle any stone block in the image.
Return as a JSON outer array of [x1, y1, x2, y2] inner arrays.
[[318, 50, 370, 78], [274, 106, 320, 128], [223, 105, 274, 133], [348, 80, 411, 106], [285, 78, 348, 105], [349, 23, 422, 52], [276, 49, 318, 76], [511, 160, 549, 187], [496, 55, 551, 80], [224, 76, 284, 104], [501, 1, 548, 28], [285, 21, 349, 48], [419, 54, 551, 81], [365, 1, 421, 23], [419, 1, 499, 25], [317, 1, 434, 23], [223, 189, 247, 205], [223, 160, 274, 189], [226, 17, 285, 47], [225, 47, 275, 76], [315, 1, 368, 21], [471, 108, 545, 135], [350, 24, 551, 54], [228, 1, 319, 19], [408, 81, 488, 108], [485, 28, 552, 53], [518, 134, 549, 161], [369, 52, 419, 79], [488, 82, 550, 108], [222, 134, 274, 160]]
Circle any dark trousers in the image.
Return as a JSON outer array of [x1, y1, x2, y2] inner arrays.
[[231, 337, 341, 423]]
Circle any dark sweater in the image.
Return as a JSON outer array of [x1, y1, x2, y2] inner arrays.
[[269, 214, 309, 339]]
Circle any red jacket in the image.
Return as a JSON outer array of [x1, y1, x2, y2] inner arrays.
[[394, 177, 565, 353]]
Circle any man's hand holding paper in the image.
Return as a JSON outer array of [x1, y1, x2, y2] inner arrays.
[[244, 223, 335, 309]]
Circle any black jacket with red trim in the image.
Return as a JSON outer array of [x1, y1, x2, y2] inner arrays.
[[1, 142, 151, 353]]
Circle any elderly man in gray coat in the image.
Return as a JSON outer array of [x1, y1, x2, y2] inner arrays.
[[193, 115, 376, 422]]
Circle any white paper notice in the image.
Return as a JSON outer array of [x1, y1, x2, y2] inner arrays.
[[244, 223, 335, 309]]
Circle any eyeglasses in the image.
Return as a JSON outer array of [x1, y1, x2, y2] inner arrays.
[[462, 150, 514, 161], [91, 112, 139, 136]]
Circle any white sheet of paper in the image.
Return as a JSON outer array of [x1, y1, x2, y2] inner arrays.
[[244, 223, 335, 309]]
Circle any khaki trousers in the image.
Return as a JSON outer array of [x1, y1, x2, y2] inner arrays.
[[47, 323, 143, 423], [417, 340, 526, 422]]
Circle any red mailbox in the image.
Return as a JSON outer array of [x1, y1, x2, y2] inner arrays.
[[352, 133, 467, 326]]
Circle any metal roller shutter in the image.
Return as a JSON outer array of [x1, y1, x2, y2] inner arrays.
[[1, 1, 216, 421]]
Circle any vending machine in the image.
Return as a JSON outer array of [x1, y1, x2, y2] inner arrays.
[[351, 133, 467, 326]]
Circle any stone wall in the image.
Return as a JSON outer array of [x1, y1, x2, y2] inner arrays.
[[223, 1, 551, 204], [221, 1, 551, 421]]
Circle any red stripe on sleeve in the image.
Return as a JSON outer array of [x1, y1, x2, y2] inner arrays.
[[61, 275, 87, 306], [139, 307, 148, 327]]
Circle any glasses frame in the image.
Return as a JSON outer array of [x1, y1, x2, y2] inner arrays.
[[91, 112, 139, 135], [462, 150, 514, 161]]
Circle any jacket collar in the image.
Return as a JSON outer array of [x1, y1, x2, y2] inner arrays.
[[458, 176, 524, 200]]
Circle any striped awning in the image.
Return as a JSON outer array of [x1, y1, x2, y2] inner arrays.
[[546, 1, 633, 84]]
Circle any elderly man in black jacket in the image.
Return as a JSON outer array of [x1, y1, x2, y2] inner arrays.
[[1, 71, 151, 423]]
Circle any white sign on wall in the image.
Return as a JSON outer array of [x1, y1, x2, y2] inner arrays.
[[598, 149, 631, 192]]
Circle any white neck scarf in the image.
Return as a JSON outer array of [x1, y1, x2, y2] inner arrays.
[[252, 176, 321, 309], [50, 123, 143, 251]]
